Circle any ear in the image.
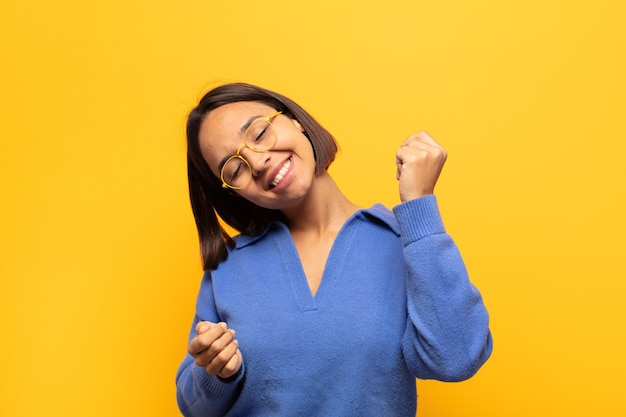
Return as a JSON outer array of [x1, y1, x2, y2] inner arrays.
[[291, 118, 305, 132]]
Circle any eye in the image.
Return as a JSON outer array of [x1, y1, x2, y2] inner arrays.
[[225, 159, 245, 181], [232, 164, 241, 179], [254, 126, 269, 143]]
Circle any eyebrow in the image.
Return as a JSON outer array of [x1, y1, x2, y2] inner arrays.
[[240, 114, 262, 136], [216, 114, 263, 173]]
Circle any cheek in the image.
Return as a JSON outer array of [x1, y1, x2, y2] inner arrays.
[[289, 132, 316, 163]]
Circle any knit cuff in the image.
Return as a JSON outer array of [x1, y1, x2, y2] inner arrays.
[[192, 361, 245, 398], [392, 195, 446, 246]]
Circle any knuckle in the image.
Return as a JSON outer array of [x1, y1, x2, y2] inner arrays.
[[221, 363, 236, 376], [216, 342, 235, 361], [188, 339, 203, 356], [209, 333, 233, 354], [194, 355, 208, 367], [207, 342, 223, 357], [205, 362, 220, 374], [222, 359, 236, 372], [213, 349, 229, 364], [220, 355, 240, 377], [404, 153, 419, 164], [206, 357, 226, 374]]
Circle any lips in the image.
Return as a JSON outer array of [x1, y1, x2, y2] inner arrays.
[[270, 157, 292, 188]]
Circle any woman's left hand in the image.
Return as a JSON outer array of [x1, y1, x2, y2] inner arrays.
[[395, 131, 448, 202]]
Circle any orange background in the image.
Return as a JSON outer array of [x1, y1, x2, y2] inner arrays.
[[1, 1, 625, 416]]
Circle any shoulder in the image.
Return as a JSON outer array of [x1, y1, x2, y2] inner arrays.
[[358, 204, 400, 236]]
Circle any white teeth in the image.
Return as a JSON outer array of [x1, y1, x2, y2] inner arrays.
[[271, 159, 292, 187]]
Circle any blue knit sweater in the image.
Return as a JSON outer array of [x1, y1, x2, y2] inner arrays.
[[176, 196, 492, 416]]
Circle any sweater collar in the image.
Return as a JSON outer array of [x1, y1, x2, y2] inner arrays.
[[233, 203, 400, 249]]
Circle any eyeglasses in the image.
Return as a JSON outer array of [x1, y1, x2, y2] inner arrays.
[[220, 111, 282, 190]]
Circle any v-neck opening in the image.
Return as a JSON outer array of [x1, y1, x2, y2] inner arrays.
[[275, 211, 363, 311]]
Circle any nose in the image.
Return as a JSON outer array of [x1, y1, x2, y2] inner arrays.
[[241, 147, 271, 177]]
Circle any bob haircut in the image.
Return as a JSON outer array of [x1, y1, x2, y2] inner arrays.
[[186, 83, 339, 271]]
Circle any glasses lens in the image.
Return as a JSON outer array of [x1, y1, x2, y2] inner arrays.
[[244, 118, 277, 151], [222, 156, 251, 189]]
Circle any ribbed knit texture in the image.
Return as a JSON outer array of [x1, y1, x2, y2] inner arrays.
[[176, 195, 492, 416], [392, 194, 446, 244]]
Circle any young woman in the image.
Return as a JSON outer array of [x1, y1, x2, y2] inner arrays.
[[176, 83, 493, 416]]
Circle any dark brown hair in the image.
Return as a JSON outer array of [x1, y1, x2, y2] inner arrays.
[[186, 83, 339, 270]]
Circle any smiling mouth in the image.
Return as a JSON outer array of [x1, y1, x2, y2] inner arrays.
[[270, 157, 292, 188]]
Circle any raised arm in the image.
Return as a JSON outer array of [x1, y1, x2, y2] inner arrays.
[[394, 132, 492, 380]]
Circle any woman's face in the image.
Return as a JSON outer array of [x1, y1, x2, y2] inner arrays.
[[198, 101, 317, 210]]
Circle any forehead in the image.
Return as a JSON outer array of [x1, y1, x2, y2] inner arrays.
[[200, 101, 274, 144], [198, 101, 275, 165]]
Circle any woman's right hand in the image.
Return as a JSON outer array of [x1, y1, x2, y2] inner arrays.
[[188, 321, 242, 378]]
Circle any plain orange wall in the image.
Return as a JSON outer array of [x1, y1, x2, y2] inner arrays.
[[1, 1, 625, 416]]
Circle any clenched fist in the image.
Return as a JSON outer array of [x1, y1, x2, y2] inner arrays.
[[188, 321, 243, 379], [396, 131, 447, 202]]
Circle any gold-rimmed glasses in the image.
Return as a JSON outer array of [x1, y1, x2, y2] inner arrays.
[[220, 111, 282, 190]]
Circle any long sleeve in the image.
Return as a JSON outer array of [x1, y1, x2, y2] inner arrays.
[[393, 195, 493, 382], [175, 271, 245, 417]]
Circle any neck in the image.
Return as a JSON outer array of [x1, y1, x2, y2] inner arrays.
[[280, 172, 360, 236]]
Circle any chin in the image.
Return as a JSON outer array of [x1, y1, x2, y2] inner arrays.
[[254, 190, 311, 212]]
